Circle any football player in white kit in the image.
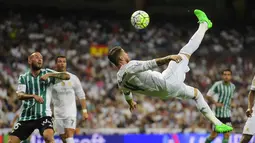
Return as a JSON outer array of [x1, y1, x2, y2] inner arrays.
[[108, 9, 233, 133], [51, 56, 88, 143], [240, 76, 255, 143]]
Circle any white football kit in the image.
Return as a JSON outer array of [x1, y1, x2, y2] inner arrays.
[[117, 54, 194, 100], [242, 75, 255, 135], [51, 72, 85, 134]]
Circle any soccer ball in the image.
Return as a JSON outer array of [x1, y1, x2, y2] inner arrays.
[[131, 10, 150, 29]]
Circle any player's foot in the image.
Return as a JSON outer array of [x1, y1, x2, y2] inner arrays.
[[194, 9, 212, 29], [215, 124, 233, 133]]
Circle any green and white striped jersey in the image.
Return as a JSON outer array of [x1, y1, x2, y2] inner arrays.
[[17, 68, 56, 121], [207, 81, 236, 118]]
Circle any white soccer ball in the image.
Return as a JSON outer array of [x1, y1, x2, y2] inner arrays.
[[131, 10, 150, 29]]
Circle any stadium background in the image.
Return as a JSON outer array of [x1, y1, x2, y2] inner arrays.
[[0, 0, 255, 142]]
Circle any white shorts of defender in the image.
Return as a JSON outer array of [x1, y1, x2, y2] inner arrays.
[[243, 115, 255, 135], [54, 117, 76, 134]]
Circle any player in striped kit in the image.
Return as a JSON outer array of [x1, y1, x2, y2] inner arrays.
[[8, 52, 70, 143], [205, 69, 236, 143], [240, 75, 255, 143]]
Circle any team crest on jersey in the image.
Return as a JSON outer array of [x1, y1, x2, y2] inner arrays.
[[68, 81, 72, 86]]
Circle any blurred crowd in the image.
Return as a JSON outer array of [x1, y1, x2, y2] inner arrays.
[[0, 12, 255, 133]]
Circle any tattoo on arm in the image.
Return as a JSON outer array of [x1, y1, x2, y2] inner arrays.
[[49, 73, 70, 80], [155, 56, 172, 66]]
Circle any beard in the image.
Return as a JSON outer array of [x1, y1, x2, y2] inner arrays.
[[31, 63, 42, 70]]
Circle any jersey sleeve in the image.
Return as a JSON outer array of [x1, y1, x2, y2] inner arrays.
[[207, 82, 219, 96], [123, 90, 133, 101], [250, 76, 255, 91], [125, 60, 158, 74], [16, 75, 26, 93], [73, 75, 86, 99]]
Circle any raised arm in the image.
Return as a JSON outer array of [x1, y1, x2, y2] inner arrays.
[[126, 55, 182, 74], [40, 68, 70, 81], [41, 72, 70, 80], [155, 55, 182, 66]]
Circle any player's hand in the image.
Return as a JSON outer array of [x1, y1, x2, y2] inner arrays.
[[129, 100, 137, 112], [33, 95, 44, 103], [82, 112, 89, 120], [246, 108, 253, 118], [215, 102, 224, 107], [169, 55, 182, 63], [40, 74, 50, 81]]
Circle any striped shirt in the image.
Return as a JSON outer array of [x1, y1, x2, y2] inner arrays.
[[207, 81, 236, 118], [16, 68, 56, 121]]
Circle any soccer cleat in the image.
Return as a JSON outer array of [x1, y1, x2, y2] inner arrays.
[[215, 124, 233, 133], [194, 9, 213, 29]]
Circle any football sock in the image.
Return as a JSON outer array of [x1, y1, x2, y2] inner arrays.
[[180, 22, 208, 55]]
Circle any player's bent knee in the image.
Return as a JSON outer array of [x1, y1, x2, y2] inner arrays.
[[43, 129, 55, 142], [8, 135, 21, 143], [193, 88, 198, 99]]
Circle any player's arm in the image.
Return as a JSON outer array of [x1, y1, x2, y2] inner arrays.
[[123, 91, 137, 111], [41, 72, 70, 80], [74, 76, 88, 120], [246, 77, 255, 117], [17, 92, 44, 103], [16, 76, 44, 103], [247, 90, 255, 111], [155, 55, 182, 66], [206, 82, 223, 107], [126, 55, 181, 74], [40, 68, 70, 81]]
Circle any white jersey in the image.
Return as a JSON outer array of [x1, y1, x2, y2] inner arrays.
[[117, 60, 169, 99], [250, 75, 255, 116], [51, 72, 85, 119], [242, 75, 255, 135]]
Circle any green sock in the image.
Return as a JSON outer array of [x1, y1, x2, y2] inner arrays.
[[222, 138, 229, 143], [205, 138, 214, 143]]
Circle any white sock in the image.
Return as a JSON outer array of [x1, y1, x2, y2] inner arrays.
[[194, 89, 222, 126], [180, 22, 208, 55], [65, 137, 74, 143]]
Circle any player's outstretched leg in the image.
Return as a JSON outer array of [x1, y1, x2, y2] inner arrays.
[[179, 9, 212, 58], [184, 85, 233, 133]]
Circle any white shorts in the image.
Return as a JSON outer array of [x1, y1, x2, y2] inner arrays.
[[54, 117, 76, 134], [161, 54, 195, 99], [243, 115, 255, 135]]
